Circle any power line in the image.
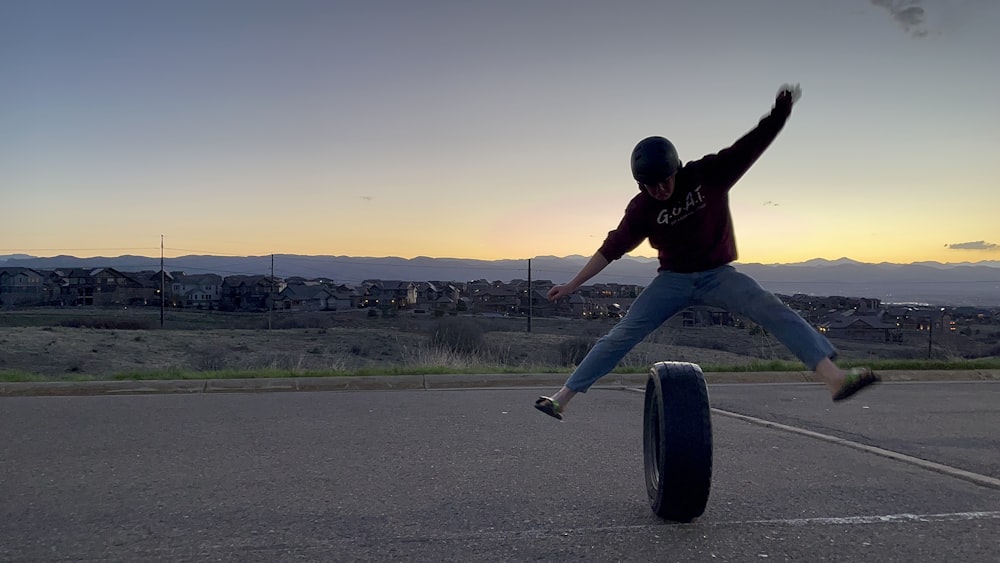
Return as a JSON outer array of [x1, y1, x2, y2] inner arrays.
[[164, 247, 258, 257], [0, 248, 157, 252]]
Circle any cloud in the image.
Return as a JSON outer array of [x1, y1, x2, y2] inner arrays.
[[945, 241, 999, 251], [871, 0, 928, 36]]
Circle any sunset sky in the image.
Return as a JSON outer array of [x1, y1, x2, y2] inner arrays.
[[2, 0, 998, 265]]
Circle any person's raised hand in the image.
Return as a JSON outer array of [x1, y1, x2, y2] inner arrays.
[[775, 83, 802, 112], [547, 285, 572, 302]]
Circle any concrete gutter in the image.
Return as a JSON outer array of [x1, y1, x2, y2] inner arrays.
[[1, 370, 998, 397]]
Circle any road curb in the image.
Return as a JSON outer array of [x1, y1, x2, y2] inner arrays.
[[1, 369, 998, 397]]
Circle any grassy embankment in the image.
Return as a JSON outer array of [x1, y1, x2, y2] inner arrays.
[[1, 308, 997, 383], [4, 355, 999, 384]]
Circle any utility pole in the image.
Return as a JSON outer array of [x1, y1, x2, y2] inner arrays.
[[268, 253, 274, 330], [927, 308, 946, 359], [927, 316, 933, 359], [527, 258, 532, 333], [160, 235, 165, 327]]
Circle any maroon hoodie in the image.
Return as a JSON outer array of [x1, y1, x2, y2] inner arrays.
[[597, 103, 793, 273]]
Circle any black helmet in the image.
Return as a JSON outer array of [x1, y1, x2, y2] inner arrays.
[[630, 136, 680, 184]]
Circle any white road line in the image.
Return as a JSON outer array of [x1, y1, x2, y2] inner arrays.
[[730, 511, 1000, 527], [386, 511, 1000, 543], [558, 511, 1000, 534], [711, 407, 1000, 490], [593, 510, 1000, 532]]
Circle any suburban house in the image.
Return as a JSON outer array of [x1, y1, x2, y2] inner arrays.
[[54, 267, 150, 306], [271, 282, 334, 312], [781, 294, 859, 324], [222, 275, 285, 311], [131, 270, 173, 304], [170, 273, 223, 309], [581, 283, 642, 300], [329, 284, 363, 309], [470, 286, 519, 315], [415, 282, 461, 309], [0, 267, 49, 307], [465, 279, 501, 296], [782, 295, 907, 340], [679, 306, 737, 328], [522, 288, 556, 317], [362, 280, 418, 309], [817, 308, 903, 342], [563, 294, 597, 318]]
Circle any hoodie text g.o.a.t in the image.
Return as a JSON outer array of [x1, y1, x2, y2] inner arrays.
[[597, 102, 793, 274]]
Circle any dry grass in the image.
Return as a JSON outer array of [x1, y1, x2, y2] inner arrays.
[[2, 308, 992, 381], [0, 323, 755, 381], [0, 327, 416, 379]]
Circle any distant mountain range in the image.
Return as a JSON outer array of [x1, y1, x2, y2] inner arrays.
[[2, 254, 999, 307]]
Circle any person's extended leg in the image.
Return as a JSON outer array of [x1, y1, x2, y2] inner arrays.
[[535, 271, 694, 419], [697, 266, 879, 401], [814, 358, 880, 401]]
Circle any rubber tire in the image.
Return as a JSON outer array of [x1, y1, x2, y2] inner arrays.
[[643, 361, 713, 522]]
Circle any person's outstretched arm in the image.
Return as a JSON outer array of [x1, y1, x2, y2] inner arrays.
[[706, 84, 802, 188], [546, 252, 610, 301]]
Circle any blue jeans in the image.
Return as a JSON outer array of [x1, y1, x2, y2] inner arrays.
[[564, 265, 837, 392]]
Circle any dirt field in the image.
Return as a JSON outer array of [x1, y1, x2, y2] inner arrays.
[[0, 326, 764, 380], [0, 307, 991, 380]]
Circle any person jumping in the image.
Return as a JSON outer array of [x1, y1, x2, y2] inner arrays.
[[535, 84, 879, 421]]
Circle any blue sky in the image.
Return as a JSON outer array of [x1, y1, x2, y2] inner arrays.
[[2, 0, 998, 264]]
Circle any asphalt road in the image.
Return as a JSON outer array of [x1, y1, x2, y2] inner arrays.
[[2, 380, 998, 562]]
